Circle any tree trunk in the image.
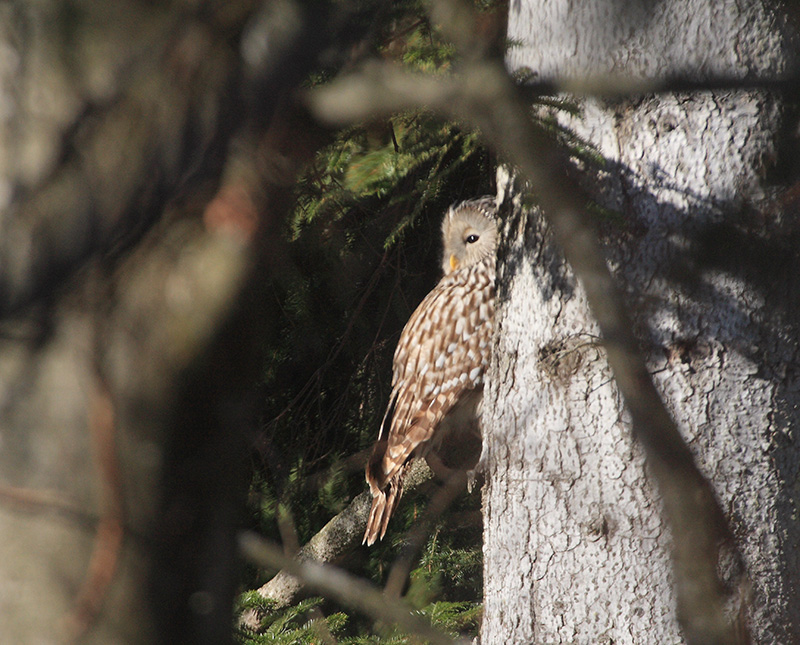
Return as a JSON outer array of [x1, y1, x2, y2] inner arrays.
[[0, 2, 337, 642], [482, 1, 800, 643]]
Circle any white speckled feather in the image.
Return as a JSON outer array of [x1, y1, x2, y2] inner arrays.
[[364, 197, 497, 545]]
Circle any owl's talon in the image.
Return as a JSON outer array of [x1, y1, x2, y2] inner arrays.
[[467, 459, 486, 493], [467, 469, 478, 493]]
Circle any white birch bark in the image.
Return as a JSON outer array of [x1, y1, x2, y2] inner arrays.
[[483, 1, 799, 642]]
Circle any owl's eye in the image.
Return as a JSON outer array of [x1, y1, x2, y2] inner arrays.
[[465, 234, 480, 244]]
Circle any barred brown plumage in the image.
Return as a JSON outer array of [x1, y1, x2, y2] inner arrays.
[[363, 197, 498, 546]]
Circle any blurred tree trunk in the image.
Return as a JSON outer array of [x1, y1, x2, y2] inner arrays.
[[0, 1, 334, 643], [482, 0, 800, 643]]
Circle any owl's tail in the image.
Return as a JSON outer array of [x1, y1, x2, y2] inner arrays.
[[363, 473, 405, 546]]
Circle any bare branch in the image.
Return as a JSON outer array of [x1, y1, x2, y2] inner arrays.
[[239, 459, 436, 632], [238, 531, 469, 645]]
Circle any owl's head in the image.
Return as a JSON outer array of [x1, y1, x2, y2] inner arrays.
[[441, 197, 498, 274]]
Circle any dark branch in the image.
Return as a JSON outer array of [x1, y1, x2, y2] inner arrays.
[[518, 71, 800, 99]]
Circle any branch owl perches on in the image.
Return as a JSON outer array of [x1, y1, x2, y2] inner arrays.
[[363, 197, 498, 545]]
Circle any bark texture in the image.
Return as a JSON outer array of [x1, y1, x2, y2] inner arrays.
[[482, 1, 800, 642]]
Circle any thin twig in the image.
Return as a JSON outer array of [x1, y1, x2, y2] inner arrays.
[[384, 469, 469, 599], [63, 374, 124, 642], [0, 485, 86, 520]]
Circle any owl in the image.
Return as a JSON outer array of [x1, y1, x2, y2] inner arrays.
[[363, 197, 498, 546]]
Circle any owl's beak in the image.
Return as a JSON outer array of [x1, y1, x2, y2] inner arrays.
[[449, 254, 459, 271]]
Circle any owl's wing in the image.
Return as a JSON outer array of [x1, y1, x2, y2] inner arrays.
[[364, 260, 494, 545], [378, 269, 493, 485]]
